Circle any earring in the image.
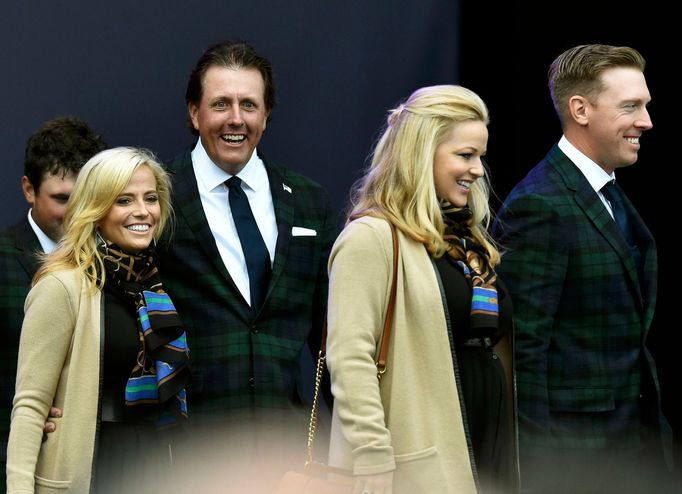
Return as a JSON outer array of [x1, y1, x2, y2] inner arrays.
[[96, 230, 107, 250]]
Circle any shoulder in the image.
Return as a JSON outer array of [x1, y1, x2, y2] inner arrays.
[[0, 226, 17, 253], [264, 158, 327, 196], [165, 146, 194, 174], [32, 268, 85, 297], [331, 217, 393, 263], [0, 217, 34, 249]]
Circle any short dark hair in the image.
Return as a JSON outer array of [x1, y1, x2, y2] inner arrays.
[[185, 40, 277, 135], [24, 116, 107, 194]]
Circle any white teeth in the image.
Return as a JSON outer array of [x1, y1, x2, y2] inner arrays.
[[625, 137, 639, 144], [127, 224, 149, 232], [221, 134, 245, 143], [457, 181, 471, 190]]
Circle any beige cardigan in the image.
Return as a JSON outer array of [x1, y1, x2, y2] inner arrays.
[[7, 269, 101, 493], [326, 216, 478, 493]]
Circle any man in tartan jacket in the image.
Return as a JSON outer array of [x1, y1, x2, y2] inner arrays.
[[0, 116, 105, 493], [493, 45, 672, 493], [156, 41, 335, 490]]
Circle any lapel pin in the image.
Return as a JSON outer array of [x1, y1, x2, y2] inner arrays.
[[282, 183, 292, 193]]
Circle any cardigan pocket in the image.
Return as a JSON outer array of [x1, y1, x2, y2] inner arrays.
[[548, 387, 615, 412], [394, 446, 445, 491], [35, 474, 71, 490]]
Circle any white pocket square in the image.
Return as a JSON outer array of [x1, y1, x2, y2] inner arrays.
[[292, 226, 317, 237]]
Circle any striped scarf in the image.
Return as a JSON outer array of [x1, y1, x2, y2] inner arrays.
[[441, 201, 499, 331], [99, 240, 190, 428]]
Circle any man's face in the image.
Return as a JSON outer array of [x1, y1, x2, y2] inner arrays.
[[22, 171, 77, 242], [188, 66, 270, 175], [584, 67, 652, 174]]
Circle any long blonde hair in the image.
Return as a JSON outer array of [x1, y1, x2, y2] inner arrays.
[[34, 147, 173, 291], [349, 85, 500, 265]]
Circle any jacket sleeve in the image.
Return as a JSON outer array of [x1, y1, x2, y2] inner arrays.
[[326, 219, 396, 475], [6, 274, 78, 493], [307, 192, 337, 409], [494, 192, 568, 444]]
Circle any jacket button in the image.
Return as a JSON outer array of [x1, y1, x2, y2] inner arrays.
[[248, 377, 255, 389]]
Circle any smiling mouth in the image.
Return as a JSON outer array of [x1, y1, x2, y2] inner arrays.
[[126, 225, 150, 232], [221, 134, 245, 143], [625, 137, 639, 144]]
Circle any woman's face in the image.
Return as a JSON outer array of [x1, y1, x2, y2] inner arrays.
[[98, 165, 161, 253], [433, 120, 488, 207]]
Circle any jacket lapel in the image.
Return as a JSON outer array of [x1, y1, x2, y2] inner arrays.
[[264, 160, 294, 305], [549, 147, 644, 309], [169, 150, 245, 304], [620, 190, 657, 329], [13, 217, 42, 278]]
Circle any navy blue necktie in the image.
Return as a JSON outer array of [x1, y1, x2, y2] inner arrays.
[[601, 180, 642, 273], [226, 176, 271, 311], [601, 180, 632, 240]]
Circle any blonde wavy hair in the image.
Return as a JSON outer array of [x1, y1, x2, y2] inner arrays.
[[34, 147, 173, 291], [348, 84, 500, 265]]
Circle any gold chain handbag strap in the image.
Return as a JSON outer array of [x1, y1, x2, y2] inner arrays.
[[306, 221, 399, 468]]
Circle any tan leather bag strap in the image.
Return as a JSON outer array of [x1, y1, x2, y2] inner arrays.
[[307, 221, 399, 466], [376, 222, 399, 378]]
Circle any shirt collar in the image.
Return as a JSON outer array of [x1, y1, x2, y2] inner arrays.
[[26, 209, 56, 253], [559, 135, 615, 192], [191, 138, 266, 193]]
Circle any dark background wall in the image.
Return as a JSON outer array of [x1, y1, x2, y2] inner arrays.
[[0, 1, 457, 225], [460, 2, 679, 474]]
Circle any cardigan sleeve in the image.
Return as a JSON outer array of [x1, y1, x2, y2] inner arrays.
[[326, 218, 396, 475], [6, 274, 78, 493]]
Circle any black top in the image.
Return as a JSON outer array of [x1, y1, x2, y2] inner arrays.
[[434, 254, 516, 494], [101, 285, 158, 423], [434, 254, 512, 346]]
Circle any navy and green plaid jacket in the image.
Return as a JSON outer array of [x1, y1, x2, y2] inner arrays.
[[0, 218, 41, 493], [157, 149, 335, 425], [493, 145, 671, 487]]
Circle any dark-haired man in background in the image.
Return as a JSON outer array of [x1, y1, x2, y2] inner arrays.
[[0, 116, 106, 492]]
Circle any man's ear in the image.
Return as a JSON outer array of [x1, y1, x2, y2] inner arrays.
[[21, 176, 36, 205], [568, 95, 590, 126], [262, 109, 270, 132], [188, 102, 200, 131]]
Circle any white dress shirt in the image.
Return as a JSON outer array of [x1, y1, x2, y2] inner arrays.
[[27, 209, 56, 253], [191, 139, 278, 306], [559, 135, 617, 219]]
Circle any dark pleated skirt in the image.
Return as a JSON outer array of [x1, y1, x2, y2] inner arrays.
[[92, 422, 174, 494], [457, 346, 516, 494]]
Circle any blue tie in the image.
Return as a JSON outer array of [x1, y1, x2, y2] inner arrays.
[[601, 180, 641, 272], [226, 176, 271, 311]]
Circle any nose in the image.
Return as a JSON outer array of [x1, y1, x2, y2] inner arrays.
[[636, 107, 653, 131], [132, 199, 150, 217], [470, 158, 486, 178], [227, 103, 244, 126]]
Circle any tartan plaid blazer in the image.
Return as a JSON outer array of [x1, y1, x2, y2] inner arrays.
[[157, 149, 335, 423], [493, 145, 671, 467], [0, 218, 41, 485]]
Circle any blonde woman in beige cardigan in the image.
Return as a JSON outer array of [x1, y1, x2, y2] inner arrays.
[[6, 147, 189, 493], [326, 86, 517, 494]]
